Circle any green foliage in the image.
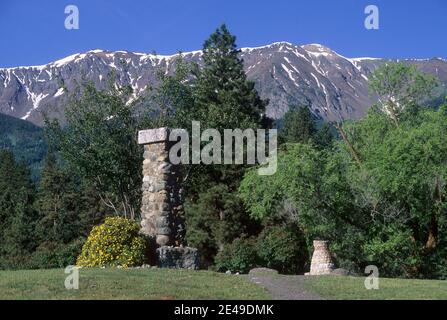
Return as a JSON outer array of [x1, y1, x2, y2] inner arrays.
[[34, 152, 84, 244], [240, 105, 447, 278], [77, 217, 147, 268], [369, 62, 438, 125], [185, 184, 258, 267], [0, 151, 37, 269], [0, 148, 103, 269], [164, 25, 268, 265], [214, 237, 258, 273], [0, 113, 47, 180], [345, 106, 447, 277], [192, 24, 268, 131], [280, 106, 316, 144], [279, 106, 334, 150], [313, 123, 335, 150], [239, 143, 324, 222], [28, 240, 84, 269], [31, 151, 106, 268], [141, 57, 195, 129], [214, 225, 308, 274], [256, 225, 308, 274], [45, 84, 143, 219]]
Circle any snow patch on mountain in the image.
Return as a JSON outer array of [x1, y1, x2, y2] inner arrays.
[[54, 88, 65, 98], [281, 63, 299, 86], [22, 92, 49, 120]]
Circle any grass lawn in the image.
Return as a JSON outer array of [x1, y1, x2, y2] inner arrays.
[[305, 275, 447, 300], [0, 268, 270, 300]]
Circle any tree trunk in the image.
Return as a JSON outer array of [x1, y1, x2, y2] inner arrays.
[[334, 122, 362, 166]]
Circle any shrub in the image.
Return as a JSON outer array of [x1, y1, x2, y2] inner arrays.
[[214, 237, 258, 274], [29, 240, 85, 269], [0, 255, 29, 270], [76, 217, 147, 267], [0, 240, 84, 270], [256, 225, 308, 274]]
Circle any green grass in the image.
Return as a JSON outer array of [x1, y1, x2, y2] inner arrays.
[[305, 275, 447, 300], [0, 268, 270, 300], [3, 268, 446, 300]]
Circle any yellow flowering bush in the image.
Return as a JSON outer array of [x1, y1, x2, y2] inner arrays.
[[76, 217, 147, 268]]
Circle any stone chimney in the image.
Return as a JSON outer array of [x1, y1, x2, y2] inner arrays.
[[308, 240, 335, 275], [138, 128, 184, 247]]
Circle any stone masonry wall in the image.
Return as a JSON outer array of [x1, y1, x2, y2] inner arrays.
[[139, 128, 185, 247], [156, 246, 199, 270]]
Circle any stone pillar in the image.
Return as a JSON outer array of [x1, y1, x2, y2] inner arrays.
[[138, 128, 184, 247], [309, 240, 335, 275]]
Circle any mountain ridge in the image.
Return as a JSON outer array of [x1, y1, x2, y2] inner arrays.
[[1, 42, 446, 126]]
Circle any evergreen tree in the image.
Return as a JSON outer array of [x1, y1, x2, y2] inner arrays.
[[34, 152, 81, 244], [77, 182, 108, 237], [313, 123, 334, 150], [280, 106, 316, 144], [0, 151, 36, 268], [181, 25, 268, 266], [29, 151, 106, 269], [192, 24, 268, 131]]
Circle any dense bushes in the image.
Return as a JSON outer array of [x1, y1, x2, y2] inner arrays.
[[214, 237, 258, 273], [214, 225, 308, 274], [256, 225, 308, 274], [76, 217, 147, 267], [28, 240, 84, 269]]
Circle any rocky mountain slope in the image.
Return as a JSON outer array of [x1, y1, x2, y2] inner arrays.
[[1, 42, 446, 126]]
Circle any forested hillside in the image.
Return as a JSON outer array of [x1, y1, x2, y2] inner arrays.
[[0, 113, 46, 180]]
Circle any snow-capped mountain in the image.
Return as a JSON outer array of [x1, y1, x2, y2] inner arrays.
[[1, 42, 446, 126]]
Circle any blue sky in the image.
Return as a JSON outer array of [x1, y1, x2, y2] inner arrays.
[[0, 0, 445, 67]]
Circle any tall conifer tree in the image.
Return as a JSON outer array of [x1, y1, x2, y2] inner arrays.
[[0, 151, 36, 267], [192, 24, 268, 131], [34, 152, 81, 244], [184, 25, 268, 265]]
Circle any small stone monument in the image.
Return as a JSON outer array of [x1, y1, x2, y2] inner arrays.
[[307, 240, 335, 275], [138, 128, 199, 269]]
